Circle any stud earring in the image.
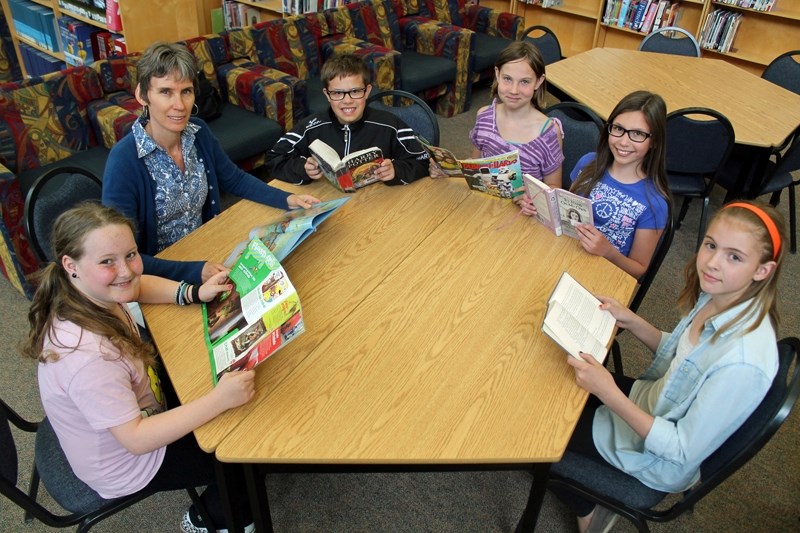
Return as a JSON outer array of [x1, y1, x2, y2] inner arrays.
[[71, 273, 77, 279]]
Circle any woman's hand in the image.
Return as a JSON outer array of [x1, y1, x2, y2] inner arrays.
[[201, 262, 226, 283], [213, 369, 256, 410], [567, 353, 618, 401], [515, 192, 539, 217], [198, 270, 233, 302], [304, 157, 323, 180], [287, 194, 321, 209], [575, 223, 615, 259], [374, 159, 396, 182]]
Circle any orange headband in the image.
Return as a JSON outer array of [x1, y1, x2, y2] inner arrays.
[[725, 202, 781, 260]]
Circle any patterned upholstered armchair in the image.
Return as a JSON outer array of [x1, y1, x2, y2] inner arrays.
[[420, 0, 523, 83]]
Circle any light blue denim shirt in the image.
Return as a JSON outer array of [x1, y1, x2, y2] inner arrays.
[[592, 293, 778, 492]]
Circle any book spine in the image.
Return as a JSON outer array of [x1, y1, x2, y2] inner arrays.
[[547, 189, 562, 237], [632, 0, 650, 31], [617, 0, 631, 28]]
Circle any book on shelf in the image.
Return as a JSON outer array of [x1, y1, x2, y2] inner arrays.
[[223, 197, 350, 267], [203, 238, 304, 384], [308, 139, 384, 193], [617, 0, 632, 28], [542, 272, 616, 364], [421, 141, 524, 199], [522, 174, 594, 240]]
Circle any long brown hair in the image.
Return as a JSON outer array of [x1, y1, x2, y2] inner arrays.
[[21, 203, 155, 367], [678, 201, 785, 342], [570, 90, 671, 219], [491, 41, 547, 111]]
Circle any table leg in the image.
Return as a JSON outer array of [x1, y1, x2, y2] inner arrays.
[[244, 464, 274, 533], [514, 463, 551, 533], [214, 459, 245, 532]]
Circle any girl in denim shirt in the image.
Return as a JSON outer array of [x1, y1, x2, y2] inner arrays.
[[553, 201, 786, 533]]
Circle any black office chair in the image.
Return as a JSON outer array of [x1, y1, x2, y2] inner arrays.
[[762, 50, 800, 96], [638, 26, 701, 57], [549, 336, 800, 533], [367, 89, 440, 146], [24, 166, 103, 264], [608, 216, 675, 373], [521, 25, 562, 66], [665, 107, 735, 250], [543, 102, 604, 189], [0, 398, 216, 533]]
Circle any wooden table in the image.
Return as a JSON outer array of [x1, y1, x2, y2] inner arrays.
[[148, 179, 635, 531]]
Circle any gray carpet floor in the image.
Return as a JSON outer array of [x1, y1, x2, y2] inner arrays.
[[0, 85, 798, 532]]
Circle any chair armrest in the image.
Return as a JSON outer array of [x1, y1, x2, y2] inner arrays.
[[216, 60, 303, 131], [464, 5, 524, 39], [0, 163, 34, 297], [87, 100, 138, 149], [320, 36, 401, 92]]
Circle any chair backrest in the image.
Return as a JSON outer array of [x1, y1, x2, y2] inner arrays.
[[761, 50, 800, 96], [543, 102, 604, 189], [24, 166, 103, 265], [521, 25, 562, 66], [629, 215, 674, 312], [665, 107, 735, 191], [638, 26, 701, 57], [367, 89, 440, 146]]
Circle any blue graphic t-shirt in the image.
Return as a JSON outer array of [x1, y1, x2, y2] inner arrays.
[[570, 153, 669, 257]]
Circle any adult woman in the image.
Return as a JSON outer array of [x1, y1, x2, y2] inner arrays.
[[103, 42, 319, 285]]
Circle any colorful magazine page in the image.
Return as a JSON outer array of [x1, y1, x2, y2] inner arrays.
[[203, 238, 305, 384], [459, 150, 524, 199]]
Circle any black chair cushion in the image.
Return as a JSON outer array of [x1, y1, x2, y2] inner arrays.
[[17, 146, 110, 198], [667, 171, 708, 196], [550, 451, 667, 511], [399, 51, 457, 94], [473, 33, 511, 73], [206, 103, 282, 163], [34, 418, 113, 514], [303, 76, 330, 116]]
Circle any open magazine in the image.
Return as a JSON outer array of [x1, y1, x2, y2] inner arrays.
[[421, 140, 523, 199], [203, 238, 304, 384], [224, 197, 350, 267], [309, 139, 384, 192], [523, 174, 593, 240]]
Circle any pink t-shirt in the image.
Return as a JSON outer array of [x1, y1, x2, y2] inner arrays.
[[38, 316, 166, 499]]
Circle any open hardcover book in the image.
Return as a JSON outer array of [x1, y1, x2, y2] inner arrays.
[[542, 272, 616, 364], [523, 174, 593, 239], [309, 139, 384, 193], [421, 139, 523, 199], [224, 197, 349, 267], [203, 238, 304, 384]]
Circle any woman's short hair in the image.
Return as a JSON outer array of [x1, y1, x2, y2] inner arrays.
[[137, 42, 199, 101]]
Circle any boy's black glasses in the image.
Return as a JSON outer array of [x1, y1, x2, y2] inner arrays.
[[606, 123, 652, 143], [325, 88, 367, 100]]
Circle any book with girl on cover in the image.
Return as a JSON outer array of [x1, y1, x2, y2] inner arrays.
[[522, 174, 593, 239], [203, 238, 304, 384], [309, 139, 384, 193], [421, 139, 523, 199]]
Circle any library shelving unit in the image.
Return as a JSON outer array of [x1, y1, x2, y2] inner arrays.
[[222, 0, 283, 26], [507, 0, 800, 75], [1, 0, 220, 78]]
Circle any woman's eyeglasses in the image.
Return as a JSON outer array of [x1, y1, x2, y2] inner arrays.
[[325, 88, 367, 100], [606, 123, 652, 143]]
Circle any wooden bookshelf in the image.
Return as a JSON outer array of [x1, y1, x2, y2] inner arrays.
[[507, 0, 799, 75], [1, 0, 222, 78]]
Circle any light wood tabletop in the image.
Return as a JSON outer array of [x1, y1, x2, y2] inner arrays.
[[546, 47, 800, 149]]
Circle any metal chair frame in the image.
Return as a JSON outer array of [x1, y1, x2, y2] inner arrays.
[[638, 26, 701, 57]]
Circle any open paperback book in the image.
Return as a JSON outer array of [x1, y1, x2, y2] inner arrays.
[[224, 197, 349, 267], [203, 238, 304, 384], [523, 174, 593, 239], [309, 138, 384, 192], [542, 272, 616, 364], [421, 139, 523, 199]]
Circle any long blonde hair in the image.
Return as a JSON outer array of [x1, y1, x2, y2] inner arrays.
[[678, 201, 785, 342], [21, 203, 156, 367]]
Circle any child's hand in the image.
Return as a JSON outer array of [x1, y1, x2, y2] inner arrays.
[[575, 223, 615, 259], [288, 194, 321, 209], [567, 353, 617, 401], [214, 370, 256, 409], [374, 159, 396, 182], [515, 193, 538, 217], [198, 271, 233, 302], [597, 296, 638, 329], [201, 262, 227, 283], [428, 160, 446, 179], [304, 157, 323, 180]]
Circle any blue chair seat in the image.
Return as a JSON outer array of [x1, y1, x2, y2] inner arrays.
[[205, 104, 282, 163], [473, 33, 511, 73], [399, 51, 456, 94], [666, 172, 707, 196], [303, 77, 330, 116]]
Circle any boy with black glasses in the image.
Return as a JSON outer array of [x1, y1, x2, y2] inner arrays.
[[265, 54, 429, 186]]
